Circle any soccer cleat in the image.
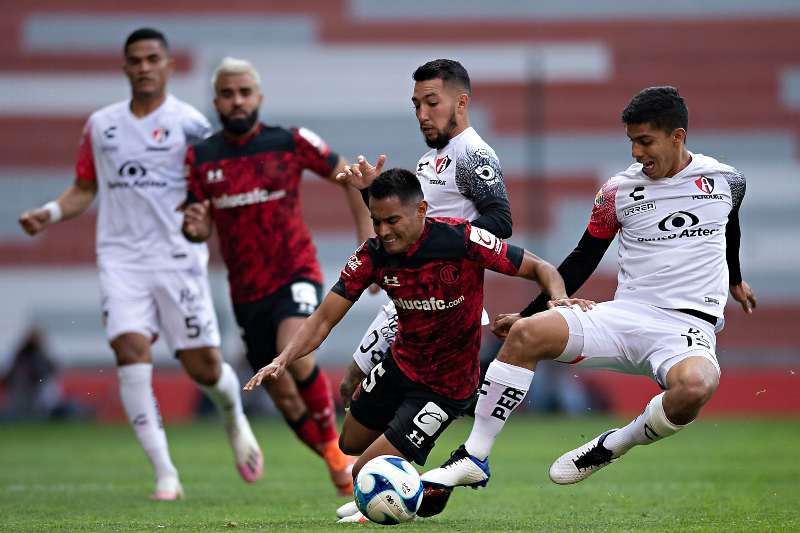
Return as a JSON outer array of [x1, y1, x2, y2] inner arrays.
[[336, 500, 359, 519], [416, 482, 453, 518], [336, 510, 368, 524], [150, 476, 184, 501], [549, 429, 620, 485], [419, 445, 490, 489], [321, 440, 355, 496], [227, 416, 264, 483]]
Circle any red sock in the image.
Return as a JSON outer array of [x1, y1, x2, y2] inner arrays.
[[287, 413, 323, 456], [296, 366, 339, 444]]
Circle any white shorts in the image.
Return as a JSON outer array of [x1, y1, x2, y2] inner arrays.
[[99, 266, 221, 352], [352, 302, 490, 374], [552, 300, 720, 388]]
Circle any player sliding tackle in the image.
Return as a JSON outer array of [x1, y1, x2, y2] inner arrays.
[[244, 168, 593, 524], [421, 86, 757, 506]]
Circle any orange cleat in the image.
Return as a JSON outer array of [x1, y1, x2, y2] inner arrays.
[[320, 440, 355, 496]]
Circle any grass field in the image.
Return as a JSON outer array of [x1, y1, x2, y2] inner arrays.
[[2, 415, 799, 532]]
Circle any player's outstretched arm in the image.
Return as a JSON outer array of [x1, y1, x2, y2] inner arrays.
[[243, 292, 354, 390], [516, 249, 595, 311], [19, 179, 97, 236], [181, 199, 213, 243], [329, 156, 375, 244]]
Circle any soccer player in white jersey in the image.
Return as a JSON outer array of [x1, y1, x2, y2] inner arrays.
[[334, 59, 511, 521], [421, 86, 758, 502], [18, 28, 262, 500]]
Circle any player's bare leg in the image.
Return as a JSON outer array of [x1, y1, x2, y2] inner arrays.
[[177, 346, 262, 483], [552, 356, 720, 484], [278, 318, 353, 495], [112, 332, 182, 500], [421, 311, 565, 494], [335, 416, 394, 523]]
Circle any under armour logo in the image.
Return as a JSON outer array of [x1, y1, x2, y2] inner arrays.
[[206, 168, 224, 183], [383, 275, 400, 286], [406, 430, 424, 448]]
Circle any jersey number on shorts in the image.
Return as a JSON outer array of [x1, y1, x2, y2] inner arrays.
[[361, 361, 386, 393], [360, 330, 387, 366], [681, 327, 710, 349]]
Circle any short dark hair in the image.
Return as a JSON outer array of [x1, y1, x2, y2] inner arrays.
[[413, 59, 471, 94], [621, 86, 688, 133], [124, 28, 169, 55], [369, 168, 423, 205]]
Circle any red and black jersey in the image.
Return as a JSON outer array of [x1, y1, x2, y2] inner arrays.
[[333, 217, 523, 400], [186, 124, 339, 304]]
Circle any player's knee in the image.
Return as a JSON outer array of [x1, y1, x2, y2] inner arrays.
[[674, 369, 718, 409], [179, 347, 222, 385], [501, 319, 545, 365]]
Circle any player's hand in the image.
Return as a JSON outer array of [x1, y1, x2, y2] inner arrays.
[[730, 281, 757, 314], [548, 297, 595, 311], [243, 358, 287, 391], [492, 313, 523, 339], [182, 200, 211, 240], [18, 207, 51, 236], [339, 361, 366, 409], [335, 154, 386, 189]]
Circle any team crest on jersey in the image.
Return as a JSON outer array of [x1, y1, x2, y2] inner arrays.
[[695, 176, 715, 194], [439, 265, 460, 284], [594, 189, 605, 207], [435, 155, 452, 174], [152, 127, 170, 143]]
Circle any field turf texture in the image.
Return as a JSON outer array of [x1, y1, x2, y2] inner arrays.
[[2, 416, 798, 532]]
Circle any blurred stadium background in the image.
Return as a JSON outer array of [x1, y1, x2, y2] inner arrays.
[[1, 0, 798, 422]]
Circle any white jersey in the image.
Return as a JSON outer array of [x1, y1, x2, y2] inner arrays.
[[76, 94, 211, 271], [416, 127, 506, 221], [588, 152, 745, 319]]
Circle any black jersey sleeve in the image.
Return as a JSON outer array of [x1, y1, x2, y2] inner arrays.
[[519, 230, 613, 317], [722, 169, 746, 285], [455, 147, 513, 238]]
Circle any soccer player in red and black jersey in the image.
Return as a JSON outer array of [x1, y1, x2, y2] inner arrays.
[[244, 168, 593, 522], [182, 57, 373, 495]]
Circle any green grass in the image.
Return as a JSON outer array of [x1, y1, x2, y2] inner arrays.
[[2, 416, 799, 532]]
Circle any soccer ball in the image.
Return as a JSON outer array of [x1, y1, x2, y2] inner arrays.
[[354, 455, 424, 525]]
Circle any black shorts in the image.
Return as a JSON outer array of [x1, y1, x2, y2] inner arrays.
[[232, 279, 322, 370], [349, 356, 474, 465]]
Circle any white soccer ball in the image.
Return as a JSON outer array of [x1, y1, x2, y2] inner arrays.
[[354, 455, 424, 525]]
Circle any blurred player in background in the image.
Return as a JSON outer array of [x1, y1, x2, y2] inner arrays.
[[243, 169, 590, 523], [18, 29, 261, 501], [182, 57, 373, 496], [336, 58, 512, 410], [422, 86, 757, 504]]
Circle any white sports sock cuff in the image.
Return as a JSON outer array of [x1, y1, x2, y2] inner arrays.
[[43, 201, 62, 223], [645, 392, 685, 436], [117, 362, 153, 384], [485, 360, 534, 390]]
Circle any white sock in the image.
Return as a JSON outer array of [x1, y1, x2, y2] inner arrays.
[[197, 362, 245, 426], [464, 360, 534, 460], [604, 392, 685, 456], [117, 363, 178, 480]]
